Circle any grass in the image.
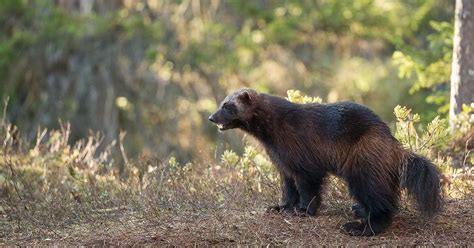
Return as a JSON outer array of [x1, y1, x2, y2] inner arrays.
[[1, 113, 473, 246], [2, 184, 473, 246]]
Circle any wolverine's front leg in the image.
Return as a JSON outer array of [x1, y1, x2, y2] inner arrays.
[[293, 175, 325, 216], [266, 173, 299, 214]]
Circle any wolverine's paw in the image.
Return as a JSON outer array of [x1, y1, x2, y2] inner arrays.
[[342, 220, 383, 236], [341, 220, 373, 236], [293, 207, 317, 217], [265, 205, 295, 214]]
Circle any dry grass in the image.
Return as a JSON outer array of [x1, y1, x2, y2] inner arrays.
[[2, 190, 473, 246]]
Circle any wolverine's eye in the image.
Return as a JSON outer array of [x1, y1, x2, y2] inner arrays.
[[222, 102, 236, 113]]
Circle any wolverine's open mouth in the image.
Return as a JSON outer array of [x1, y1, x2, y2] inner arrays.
[[216, 123, 228, 131]]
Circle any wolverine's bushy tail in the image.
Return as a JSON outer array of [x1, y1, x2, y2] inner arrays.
[[401, 152, 442, 216]]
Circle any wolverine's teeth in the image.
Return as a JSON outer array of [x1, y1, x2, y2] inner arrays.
[[217, 124, 224, 129]]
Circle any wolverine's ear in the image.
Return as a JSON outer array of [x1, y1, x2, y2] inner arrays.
[[238, 90, 252, 104]]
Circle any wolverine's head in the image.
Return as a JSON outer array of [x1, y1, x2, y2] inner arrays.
[[208, 89, 258, 131]]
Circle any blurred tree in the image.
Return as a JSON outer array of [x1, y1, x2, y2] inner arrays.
[[449, 0, 474, 129]]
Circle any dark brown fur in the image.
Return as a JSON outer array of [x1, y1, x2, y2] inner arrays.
[[209, 89, 442, 236]]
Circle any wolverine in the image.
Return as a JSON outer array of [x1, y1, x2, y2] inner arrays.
[[208, 88, 442, 236]]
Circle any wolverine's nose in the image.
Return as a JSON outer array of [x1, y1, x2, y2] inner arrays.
[[208, 115, 216, 123]]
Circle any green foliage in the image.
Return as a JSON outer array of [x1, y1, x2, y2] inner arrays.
[[392, 20, 454, 114], [392, 22, 453, 93]]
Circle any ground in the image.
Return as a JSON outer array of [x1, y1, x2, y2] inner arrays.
[[2, 194, 473, 246]]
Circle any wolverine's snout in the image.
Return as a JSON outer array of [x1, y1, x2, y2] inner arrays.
[[208, 114, 216, 123]]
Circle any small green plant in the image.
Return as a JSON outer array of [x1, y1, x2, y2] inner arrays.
[[221, 145, 277, 192], [286, 90, 322, 104], [221, 150, 239, 166], [394, 105, 449, 157]]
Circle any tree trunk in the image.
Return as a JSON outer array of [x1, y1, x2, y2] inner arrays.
[[449, 0, 474, 129]]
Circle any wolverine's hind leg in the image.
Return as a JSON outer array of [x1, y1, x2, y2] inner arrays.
[[343, 171, 399, 236]]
